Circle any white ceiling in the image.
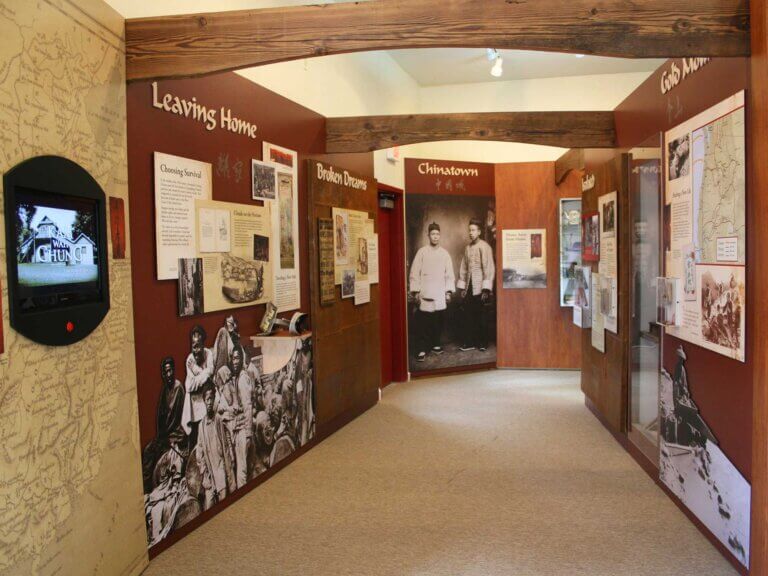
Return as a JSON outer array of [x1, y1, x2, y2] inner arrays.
[[388, 49, 665, 86]]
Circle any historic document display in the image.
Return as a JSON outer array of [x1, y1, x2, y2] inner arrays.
[[502, 229, 546, 289], [196, 199, 272, 312], [263, 142, 301, 312], [664, 91, 746, 361], [154, 152, 212, 280], [598, 192, 618, 334], [318, 218, 335, 305]]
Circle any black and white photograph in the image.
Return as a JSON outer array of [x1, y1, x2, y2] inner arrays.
[[341, 269, 355, 299], [252, 160, 277, 201], [599, 275, 616, 318], [253, 234, 270, 262], [659, 347, 750, 567], [406, 193, 496, 372], [573, 265, 591, 310], [15, 202, 99, 288], [141, 317, 315, 548], [602, 199, 616, 236], [357, 237, 369, 276], [178, 257, 204, 317], [700, 266, 744, 352], [668, 133, 691, 180], [220, 254, 265, 304], [656, 276, 679, 326]]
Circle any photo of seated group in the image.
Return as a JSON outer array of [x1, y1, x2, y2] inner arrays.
[[141, 315, 315, 547]]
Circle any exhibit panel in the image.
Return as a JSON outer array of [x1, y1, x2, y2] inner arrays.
[[126, 71, 373, 554], [0, 1, 148, 574], [580, 154, 631, 433], [613, 57, 752, 571], [404, 159, 497, 375], [307, 160, 381, 426]]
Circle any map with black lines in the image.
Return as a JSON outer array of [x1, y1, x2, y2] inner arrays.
[[692, 107, 746, 264]]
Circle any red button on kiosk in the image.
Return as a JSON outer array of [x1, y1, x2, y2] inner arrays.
[[66, 321, 75, 333]]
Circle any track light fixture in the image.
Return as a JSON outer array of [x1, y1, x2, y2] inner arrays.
[[486, 48, 503, 78]]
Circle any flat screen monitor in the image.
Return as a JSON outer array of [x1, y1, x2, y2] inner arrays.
[[4, 156, 110, 345], [14, 189, 101, 303]]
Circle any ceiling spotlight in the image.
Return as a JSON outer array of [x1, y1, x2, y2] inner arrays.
[[491, 56, 503, 77], [486, 48, 499, 62], [575, 54, 586, 59]]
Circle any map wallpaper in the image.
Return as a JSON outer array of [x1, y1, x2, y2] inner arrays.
[[0, 0, 148, 574]]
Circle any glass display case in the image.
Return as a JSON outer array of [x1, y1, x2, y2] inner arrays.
[[628, 135, 663, 466]]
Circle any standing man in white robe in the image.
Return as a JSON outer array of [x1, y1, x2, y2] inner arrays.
[[409, 222, 456, 362]]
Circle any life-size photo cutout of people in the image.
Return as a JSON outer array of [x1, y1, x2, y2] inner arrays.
[[659, 345, 751, 566], [140, 316, 317, 548], [406, 194, 497, 372]]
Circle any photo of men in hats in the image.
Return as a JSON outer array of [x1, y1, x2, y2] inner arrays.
[[409, 221, 455, 362], [406, 194, 497, 372]]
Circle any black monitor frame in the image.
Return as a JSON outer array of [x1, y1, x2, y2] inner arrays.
[[4, 156, 110, 346]]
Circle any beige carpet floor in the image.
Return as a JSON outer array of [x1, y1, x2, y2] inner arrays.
[[143, 370, 738, 576]]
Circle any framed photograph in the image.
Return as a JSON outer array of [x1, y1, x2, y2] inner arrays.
[[251, 160, 277, 201], [318, 218, 335, 306], [582, 211, 600, 262], [656, 276, 680, 326], [178, 258, 204, 317], [341, 269, 355, 299]]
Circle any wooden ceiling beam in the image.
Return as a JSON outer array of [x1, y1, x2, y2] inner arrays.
[[125, 0, 750, 82], [324, 112, 616, 153]]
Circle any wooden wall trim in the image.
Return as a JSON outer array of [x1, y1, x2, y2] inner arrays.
[[125, 0, 749, 81], [750, 0, 768, 571], [554, 149, 585, 184], [325, 112, 616, 153]]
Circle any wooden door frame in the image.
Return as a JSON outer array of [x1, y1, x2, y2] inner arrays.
[[378, 182, 408, 385]]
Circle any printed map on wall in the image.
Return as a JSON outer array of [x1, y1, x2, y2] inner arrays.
[[665, 91, 746, 362], [0, 1, 148, 575]]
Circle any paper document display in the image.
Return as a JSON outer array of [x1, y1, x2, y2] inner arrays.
[[154, 152, 212, 279]]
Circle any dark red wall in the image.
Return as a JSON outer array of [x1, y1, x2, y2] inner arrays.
[[614, 58, 752, 479], [126, 73, 375, 550]]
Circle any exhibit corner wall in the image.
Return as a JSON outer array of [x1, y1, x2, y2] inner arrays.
[[127, 71, 376, 555], [0, 0, 148, 574], [495, 163, 582, 369], [579, 57, 751, 571], [615, 58, 752, 479]]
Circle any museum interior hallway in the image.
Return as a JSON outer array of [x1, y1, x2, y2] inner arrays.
[[143, 370, 737, 576]]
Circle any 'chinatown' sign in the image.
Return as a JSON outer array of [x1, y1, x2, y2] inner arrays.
[[417, 162, 480, 177]]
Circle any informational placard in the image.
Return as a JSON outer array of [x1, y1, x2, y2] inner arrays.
[[591, 271, 605, 352], [367, 233, 379, 285], [196, 199, 272, 313], [354, 279, 370, 305], [598, 192, 618, 334], [333, 207, 369, 285], [664, 91, 746, 362], [318, 218, 335, 305], [154, 152, 211, 279], [501, 229, 547, 289], [263, 142, 301, 312], [559, 198, 582, 306], [573, 265, 591, 328]]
